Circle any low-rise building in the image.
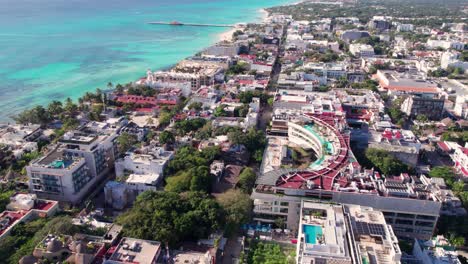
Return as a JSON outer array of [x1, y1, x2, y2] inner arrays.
[[254, 92, 440, 240], [413, 235, 461, 264], [105, 237, 161, 264], [427, 39, 465, 51], [369, 18, 391, 30], [453, 143, 468, 177], [0, 124, 41, 159], [401, 95, 445, 120], [396, 23, 414, 32], [453, 95, 467, 119], [441, 51, 468, 72], [373, 70, 440, 96], [32, 234, 106, 264], [296, 201, 401, 264], [0, 193, 58, 241], [368, 129, 421, 167], [349, 44, 375, 57], [341, 31, 371, 43], [115, 147, 173, 181], [303, 62, 348, 80]]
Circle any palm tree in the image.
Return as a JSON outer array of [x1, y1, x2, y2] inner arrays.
[[107, 82, 113, 90]]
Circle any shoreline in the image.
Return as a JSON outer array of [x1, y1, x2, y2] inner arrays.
[[5, 2, 284, 123], [216, 7, 271, 43]]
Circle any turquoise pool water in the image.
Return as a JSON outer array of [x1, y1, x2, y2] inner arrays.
[[303, 224, 323, 244], [49, 160, 72, 169], [304, 124, 335, 168]]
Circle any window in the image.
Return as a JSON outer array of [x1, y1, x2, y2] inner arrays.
[[280, 208, 288, 214], [415, 221, 434, 228], [395, 219, 413, 226], [280, 202, 289, 207], [396, 213, 414, 219], [416, 215, 436, 221]]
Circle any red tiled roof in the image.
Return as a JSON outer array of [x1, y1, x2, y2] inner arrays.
[[462, 147, 468, 155], [34, 201, 55, 211], [461, 167, 468, 177], [385, 85, 438, 93], [276, 113, 354, 191], [437, 141, 450, 152]]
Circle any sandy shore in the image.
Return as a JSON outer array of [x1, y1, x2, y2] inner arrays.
[[218, 27, 237, 42], [217, 7, 271, 43]]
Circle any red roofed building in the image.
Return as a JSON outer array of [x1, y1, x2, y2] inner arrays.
[[373, 70, 439, 95], [0, 193, 58, 240], [454, 145, 468, 177]]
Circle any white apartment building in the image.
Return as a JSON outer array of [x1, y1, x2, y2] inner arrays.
[[427, 39, 465, 50], [296, 201, 401, 264], [203, 42, 240, 57], [105, 237, 161, 264], [349, 44, 375, 57], [27, 129, 118, 204], [396, 23, 414, 32], [145, 70, 221, 91], [303, 62, 347, 79], [27, 148, 93, 204], [454, 95, 467, 119], [115, 147, 174, 181], [413, 236, 461, 264], [441, 51, 468, 72], [453, 144, 468, 177]]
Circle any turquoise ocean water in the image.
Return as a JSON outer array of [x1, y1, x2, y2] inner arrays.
[[0, 0, 289, 120]]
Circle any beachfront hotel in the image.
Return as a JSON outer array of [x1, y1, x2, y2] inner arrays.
[[251, 90, 441, 240], [296, 201, 401, 264]]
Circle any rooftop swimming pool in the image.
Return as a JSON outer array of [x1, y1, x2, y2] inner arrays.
[[48, 160, 72, 169], [303, 224, 323, 244], [304, 124, 334, 169]]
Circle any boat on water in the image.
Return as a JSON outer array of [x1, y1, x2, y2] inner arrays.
[[170, 21, 184, 25]]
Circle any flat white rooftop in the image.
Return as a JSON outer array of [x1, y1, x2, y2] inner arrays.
[[108, 237, 161, 264], [126, 173, 160, 185]]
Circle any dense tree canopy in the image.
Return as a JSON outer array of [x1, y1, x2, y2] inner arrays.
[[238, 167, 257, 194], [117, 191, 223, 246], [159, 131, 175, 145], [429, 166, 455, 186], [0, 216, 78, 264], [364, 148, 410, 176], [174, 118, 207, 136], [117, 132, 138, 154], [164, 146, 220, 192], [243, 241, 293, 264], [217, 189, 252, 235], [228, 128, 267, 163]]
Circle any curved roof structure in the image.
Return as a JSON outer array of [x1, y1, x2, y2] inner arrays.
[[257, 112, 356, 191]]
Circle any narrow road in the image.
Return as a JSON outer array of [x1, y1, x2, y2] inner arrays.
[[222, 236, 243, 264]]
